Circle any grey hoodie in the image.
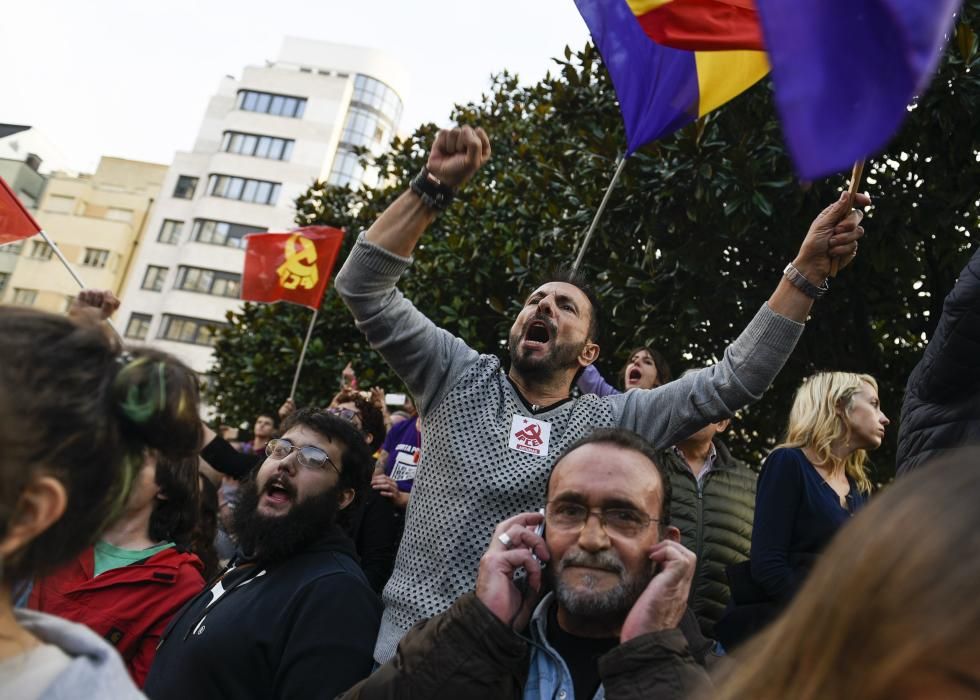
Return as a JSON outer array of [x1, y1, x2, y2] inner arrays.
[[9, 609, 144, 699]]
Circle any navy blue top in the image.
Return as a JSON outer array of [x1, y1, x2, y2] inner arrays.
[[750, 447, 867, 602]]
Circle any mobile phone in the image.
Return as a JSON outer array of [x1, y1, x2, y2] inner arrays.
[[531, 508, 546, 569]]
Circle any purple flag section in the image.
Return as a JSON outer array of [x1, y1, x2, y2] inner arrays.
[[574, 0, 700, 154], [756, 0, 961, 179]]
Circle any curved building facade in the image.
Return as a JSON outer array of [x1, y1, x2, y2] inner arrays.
[[117, 38, 408, 375]]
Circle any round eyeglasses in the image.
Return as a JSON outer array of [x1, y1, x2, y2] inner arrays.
[[544, 501, 659, 537], [265, 438, 339, 474], [326, 406, 363, 430]]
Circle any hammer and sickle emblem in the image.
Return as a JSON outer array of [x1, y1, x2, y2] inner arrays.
[[277, 233, 319, 291], [515, 423, 544, 447]]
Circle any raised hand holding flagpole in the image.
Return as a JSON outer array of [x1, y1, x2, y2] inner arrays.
[[828, 161, 866, 278], [1, 177, 121, 335]]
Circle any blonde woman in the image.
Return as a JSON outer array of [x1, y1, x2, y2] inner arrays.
[[716, 372, 889, 649], [708, 450, 980, 700]]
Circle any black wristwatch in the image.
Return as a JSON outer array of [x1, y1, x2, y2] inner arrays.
[[410, 167, 456, 211]]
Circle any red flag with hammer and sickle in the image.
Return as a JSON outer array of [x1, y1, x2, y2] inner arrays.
[[240, 226, 345, 310]]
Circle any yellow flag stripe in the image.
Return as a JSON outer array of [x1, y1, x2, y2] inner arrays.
[[694, 49, 769, 116], [625, 0, 674, 14]]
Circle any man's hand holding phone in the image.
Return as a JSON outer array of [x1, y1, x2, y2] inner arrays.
[[475, 511, 551, 631], [619, 540, 696, 643]]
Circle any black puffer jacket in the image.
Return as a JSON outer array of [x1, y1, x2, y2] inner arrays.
[[897, 247, 980, 476], [661, 439, 756, 637]]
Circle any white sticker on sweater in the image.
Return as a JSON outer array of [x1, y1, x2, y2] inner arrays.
[[389, 450, 419, 482], [509, 415, 551, 456]]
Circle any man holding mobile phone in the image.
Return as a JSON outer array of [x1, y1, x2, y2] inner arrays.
[[340, 429, 714, 700]]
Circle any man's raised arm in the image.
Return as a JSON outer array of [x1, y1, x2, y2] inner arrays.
[[767, 190, 869, 321], [616, 190, 869, 449], [365, 126, 490, 256], [333, 127, 491, 416]]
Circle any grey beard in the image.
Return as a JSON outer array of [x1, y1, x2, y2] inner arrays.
[[550, 550, 654, 620]]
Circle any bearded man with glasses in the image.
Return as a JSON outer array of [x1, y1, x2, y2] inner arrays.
[[340, 429, 715, 700], [145, 409, 381, 700]]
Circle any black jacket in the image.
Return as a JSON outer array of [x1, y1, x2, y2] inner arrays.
[[897, 247, 980, 475], [200, 434, 261, 480], [144, 526, 381, 700], [341, 489, 403, 594], [660, 439, 756, 637]]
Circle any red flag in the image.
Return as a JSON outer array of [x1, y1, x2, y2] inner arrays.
[[241, 226, 345, 310], [0, 176, 42, 245]]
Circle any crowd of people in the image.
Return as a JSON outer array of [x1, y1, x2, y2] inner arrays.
[[1, 126, 978, 699]]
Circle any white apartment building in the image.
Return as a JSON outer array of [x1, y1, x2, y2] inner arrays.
[[117, 37, 408, 373]]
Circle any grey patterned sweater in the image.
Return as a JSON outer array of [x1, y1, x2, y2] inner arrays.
[[335, 234, 804, 664]]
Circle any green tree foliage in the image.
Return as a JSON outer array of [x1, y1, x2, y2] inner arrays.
[[209, 2, 979, 480]]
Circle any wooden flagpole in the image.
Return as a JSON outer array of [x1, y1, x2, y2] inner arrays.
[[571, 155, 630, 273], [289, 307, 319, 401], [828, 160, 866, 278]]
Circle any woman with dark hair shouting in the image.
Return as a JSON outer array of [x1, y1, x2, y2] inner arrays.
[[576, 345, 673, 396]]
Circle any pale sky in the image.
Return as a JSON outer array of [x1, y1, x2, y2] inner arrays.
[[1, 0, 591, 173]]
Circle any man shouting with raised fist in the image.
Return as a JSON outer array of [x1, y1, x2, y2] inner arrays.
[[334, 124, 867, 664]]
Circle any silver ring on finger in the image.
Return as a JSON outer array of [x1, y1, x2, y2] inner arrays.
[[498, 533, 514, 549]]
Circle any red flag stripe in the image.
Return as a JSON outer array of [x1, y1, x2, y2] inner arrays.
[[634, 0, 765, 52], [0, 177, 43, 245]]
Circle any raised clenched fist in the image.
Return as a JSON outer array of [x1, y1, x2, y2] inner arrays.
[[426, 126, 491, 190]]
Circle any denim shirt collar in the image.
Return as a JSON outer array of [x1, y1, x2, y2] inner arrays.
[[524, 593, 606, 700]]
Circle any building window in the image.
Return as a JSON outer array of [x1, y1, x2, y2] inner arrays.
[[158, 219, 183, 244], [236, 90, 306, 118], [158, 314, 225, 346], [82, 248, 110, 268], [0, 272, 8, 293], [28, 241, 54, 260], [141, 265, 169, 291], [173, 175, 199, 200], [191, 219, 265, 249], [206, 175, 281, 205], [352, 74, 403, 124], [327, 150, 365, 188], [175, 266, 241, 298], [340, 107, 389, 149], [1, 241, 24, 255], [106, 207, 134, 223], [125, 313, 152, 340], [220, 131, 295, 161], [44, 194, 75, 214], [12, 288, 37, 306]]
